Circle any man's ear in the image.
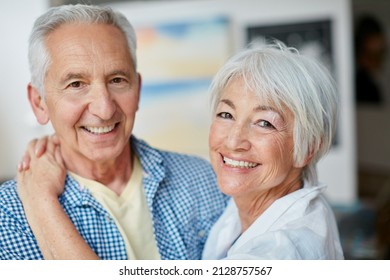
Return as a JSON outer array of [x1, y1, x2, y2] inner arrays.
[[27, 83, 50, 124], [136, 73, 142, 111]]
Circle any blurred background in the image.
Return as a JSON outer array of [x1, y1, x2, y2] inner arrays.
[[0, 0, 388, 259]]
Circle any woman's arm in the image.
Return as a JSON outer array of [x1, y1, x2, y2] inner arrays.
[[17, 136, 99, 260]]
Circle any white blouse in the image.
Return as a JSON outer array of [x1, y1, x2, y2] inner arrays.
[[202, 182, 344, 260]]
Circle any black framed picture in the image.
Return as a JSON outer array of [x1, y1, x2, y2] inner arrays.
[[246, 19, 338, 146]]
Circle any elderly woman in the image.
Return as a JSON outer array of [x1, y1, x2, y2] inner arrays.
[[202, 42, 344, 259], [17, 42, 343, 260]]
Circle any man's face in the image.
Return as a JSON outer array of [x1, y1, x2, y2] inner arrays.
[[37, 23, 140, 165]]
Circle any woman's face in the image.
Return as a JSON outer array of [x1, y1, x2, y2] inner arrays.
[[209, 78, 303, 198]]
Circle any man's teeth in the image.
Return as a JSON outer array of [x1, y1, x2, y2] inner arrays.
[[223, 157, 258, 168], [84, 125, 115, 135]]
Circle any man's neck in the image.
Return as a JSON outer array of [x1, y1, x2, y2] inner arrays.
[[64, 144, 133, 196]]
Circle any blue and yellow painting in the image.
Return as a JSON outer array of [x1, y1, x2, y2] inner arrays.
[[133, 16, 232, 157]]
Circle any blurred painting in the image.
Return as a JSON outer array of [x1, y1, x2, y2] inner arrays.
[[132, 16, 231, 158], [246, 19, 338, 145], [247, 20, 333, 72]]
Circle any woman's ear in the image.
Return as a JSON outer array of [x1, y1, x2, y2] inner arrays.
[[302, 152, 314, 167], [27, 83, 50, 125], [294, 150, 314, 168]]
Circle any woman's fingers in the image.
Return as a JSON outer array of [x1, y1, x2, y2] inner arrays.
[[18, 154, 31, 172], [54, 144, 64, 167], [34, 136, 49, 157], [17, 135, 61, 172], [18, 138, 38, 171], [51, 134, 60, 145], [46, 136, 56, 156]]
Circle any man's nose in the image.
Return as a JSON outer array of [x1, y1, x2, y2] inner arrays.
[[225, 123, 251, 151], [88, 85, 116, 120]]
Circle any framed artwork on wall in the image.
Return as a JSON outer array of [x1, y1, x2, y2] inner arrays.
[[132, 16, 232, 157], [246, 19, 339, 146]]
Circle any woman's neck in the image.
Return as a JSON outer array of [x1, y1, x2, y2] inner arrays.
[[234, 176, 303, 233]]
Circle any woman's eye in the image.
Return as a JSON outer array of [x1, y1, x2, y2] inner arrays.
[[258, 120, 275, 129], [217, 112, 233, 119]]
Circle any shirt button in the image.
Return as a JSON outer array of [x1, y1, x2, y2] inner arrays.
[[105, 215, 113, 223], [198, 230, 206, 237]]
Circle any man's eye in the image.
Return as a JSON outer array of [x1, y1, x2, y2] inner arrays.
[[258, 120, 275, 129], [217, 112, 233, 119], [111, 77, 125, 84], [68, 81, 82, 88]]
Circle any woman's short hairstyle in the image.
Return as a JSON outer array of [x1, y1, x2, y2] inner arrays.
[[28, 4, 137, 95], [209, 41, 338, 185]]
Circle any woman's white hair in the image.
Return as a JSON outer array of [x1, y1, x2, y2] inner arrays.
[[209, 41, 338, 185], [28, 4, 137, 95]]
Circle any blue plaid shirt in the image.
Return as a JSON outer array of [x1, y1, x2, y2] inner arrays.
[[0, 136, 228, 260]]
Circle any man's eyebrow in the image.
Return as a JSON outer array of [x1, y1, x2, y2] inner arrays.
[[61, 72, 86, 83], [109, 70, 132, 77], [60, 70, 132, 83]]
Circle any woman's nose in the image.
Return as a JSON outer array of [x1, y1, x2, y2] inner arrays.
[[225, 123, 251, 151]]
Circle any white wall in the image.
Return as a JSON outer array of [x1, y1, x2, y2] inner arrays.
[[0, 0, 51, 181], [0, 0, 357, 206], [111, 0, 357, 205]]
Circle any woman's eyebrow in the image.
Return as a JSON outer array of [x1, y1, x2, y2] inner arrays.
[[254, 105, 285, 121], [254, 105, 277, 113], [219, 99, 235, 109]]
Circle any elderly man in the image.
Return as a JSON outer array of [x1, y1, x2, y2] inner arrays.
[[0, 4, 227, 260]]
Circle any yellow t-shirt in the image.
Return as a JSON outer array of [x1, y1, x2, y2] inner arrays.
[[69, 156, 160, 260]]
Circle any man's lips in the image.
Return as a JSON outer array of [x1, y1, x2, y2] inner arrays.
[[82, 123, 117, 135]]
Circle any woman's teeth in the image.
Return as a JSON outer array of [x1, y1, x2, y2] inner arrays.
[[223, 157, 259, 168]]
